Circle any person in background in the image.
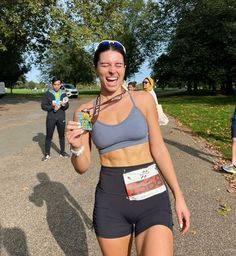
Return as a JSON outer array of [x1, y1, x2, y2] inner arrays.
[[66, 40, 190, 256], [222, 107, 236, 174], [41, 77, 70, 161], [127, 81, 137, 91], [142, 76, 158, 104], [142, 76, 169, 126]]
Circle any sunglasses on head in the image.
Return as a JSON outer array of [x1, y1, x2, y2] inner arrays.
[[95, 40, 126, 54]]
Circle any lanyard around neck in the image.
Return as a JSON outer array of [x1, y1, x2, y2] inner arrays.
[[92, 90, 126, 123], [52, 89, 61, 104]]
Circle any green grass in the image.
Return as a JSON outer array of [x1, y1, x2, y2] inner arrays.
[[159, 94, 235, 159], [5, 88, 44, 98]]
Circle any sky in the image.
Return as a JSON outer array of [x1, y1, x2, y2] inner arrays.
[[25, 61, 152, 84]]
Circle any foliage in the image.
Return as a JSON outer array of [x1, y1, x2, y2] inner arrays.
[[153, 0, 236, 93], [41, 41, 95, 84], [0, 0, 54, 86]]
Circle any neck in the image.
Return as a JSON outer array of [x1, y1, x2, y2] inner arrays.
[[100, 88, 123, 101]]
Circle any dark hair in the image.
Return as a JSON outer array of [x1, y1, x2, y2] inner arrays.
[[93, 43, 126, 67], [128, 81, 137, 87], [51, 76, 61, 84]]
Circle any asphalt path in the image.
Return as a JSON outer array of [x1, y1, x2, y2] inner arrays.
[[0, 97, 236, 256]]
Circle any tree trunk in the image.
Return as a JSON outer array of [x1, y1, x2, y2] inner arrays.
[[186, 81, 192, 92], [226, 76, 233, 94]]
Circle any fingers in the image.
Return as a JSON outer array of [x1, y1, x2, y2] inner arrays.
[[66, 121, 87, 147], [178, 211, 190, 234]]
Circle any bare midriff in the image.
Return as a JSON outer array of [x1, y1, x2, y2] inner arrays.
[[100, 142, 153, 167]]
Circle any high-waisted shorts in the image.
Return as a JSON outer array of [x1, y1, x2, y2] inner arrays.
[[93, 162, 173, 238]]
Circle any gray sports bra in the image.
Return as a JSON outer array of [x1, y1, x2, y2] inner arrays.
[[91, 92, 148, 154]]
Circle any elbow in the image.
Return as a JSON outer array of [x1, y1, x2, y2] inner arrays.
[[74, 167, 88, 175], [71, 157, 90, 175]]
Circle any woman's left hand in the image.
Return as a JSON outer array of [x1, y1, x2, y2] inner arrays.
[[175, 196, 190, 234]]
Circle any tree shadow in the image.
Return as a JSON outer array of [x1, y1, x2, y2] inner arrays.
[[174, 127, 231, 144], [164, 138, 218, 164], [32, 132, 60, 155], [1, 227, 29, 256], [29, 173, 92, 256]]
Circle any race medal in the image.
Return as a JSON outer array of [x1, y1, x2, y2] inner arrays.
[[123, 164, 166, 201], [63, 96, 69, 104], [77, 111, 92, 131]]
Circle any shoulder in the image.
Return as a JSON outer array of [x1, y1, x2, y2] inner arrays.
[[129, 90, 155, 107], [43, 91, 52, 98]]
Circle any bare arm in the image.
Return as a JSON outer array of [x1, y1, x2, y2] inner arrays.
[[66, 103, 92, 174], [140, 92, 190, 233]]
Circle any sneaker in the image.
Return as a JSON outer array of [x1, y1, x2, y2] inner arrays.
[[221, 164, 236, 174], [42, 154, 51, 161], [59, 152, 70, 158]]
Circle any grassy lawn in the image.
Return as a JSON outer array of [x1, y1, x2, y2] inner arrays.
[[5, 88, 44, 98], [159, 94, 236, 159], [5, 88, 98, 98]]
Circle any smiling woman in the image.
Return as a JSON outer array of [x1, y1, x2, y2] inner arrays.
[[66, 39, 190, 256]]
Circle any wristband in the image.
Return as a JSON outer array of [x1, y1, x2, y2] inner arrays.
[[70, 145, 84, 157]]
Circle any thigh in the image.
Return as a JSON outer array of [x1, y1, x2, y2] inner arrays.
[[135, 225, 173, 256], [46, 117, 56, 138], [97, 234, 133, 256], [56, 118, 65, 137]]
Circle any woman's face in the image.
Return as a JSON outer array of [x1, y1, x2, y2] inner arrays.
[[142, 79, 150, 90], [95, 50, 125, 93]]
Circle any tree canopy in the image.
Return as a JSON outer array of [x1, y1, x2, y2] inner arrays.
[[152, 0, 236, 93]]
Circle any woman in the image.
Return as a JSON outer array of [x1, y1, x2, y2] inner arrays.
[[66, 40, 190, 256], [142, 77, 169, 126], [142, 77, 158, 104]]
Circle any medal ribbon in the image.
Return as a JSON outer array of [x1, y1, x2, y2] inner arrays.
[[90, 89, 126, 124], [52, 89, 61, 106]]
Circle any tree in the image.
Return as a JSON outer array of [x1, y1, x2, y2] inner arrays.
[[152, 0, 236, 93], [0, 1, 54, 87], [41, 41, 95, 84]]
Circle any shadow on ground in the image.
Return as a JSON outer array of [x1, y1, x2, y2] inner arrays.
[[1, 227, 29, 256], [32, 132, 60, 155], [164, 138, 218, 164], [29, 173, 92, 256]]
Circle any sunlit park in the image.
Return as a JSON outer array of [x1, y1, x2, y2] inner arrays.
[[1, 1, 236, 256]]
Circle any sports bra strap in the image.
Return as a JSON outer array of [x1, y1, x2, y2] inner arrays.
[[127, 91, 136, 107]]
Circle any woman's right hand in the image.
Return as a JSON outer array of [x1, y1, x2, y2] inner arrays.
[[66, 120, 85, 148]]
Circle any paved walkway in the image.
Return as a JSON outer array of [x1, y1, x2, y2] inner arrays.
[[0, 97, 235, 256]]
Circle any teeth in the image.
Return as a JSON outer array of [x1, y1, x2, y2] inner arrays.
[[107, 77, 117, 81]]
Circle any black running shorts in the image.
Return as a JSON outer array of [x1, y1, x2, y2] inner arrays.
[[93, 162, 173, 238]]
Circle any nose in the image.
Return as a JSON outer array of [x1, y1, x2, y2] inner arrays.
[[108, 65, 117, 74]]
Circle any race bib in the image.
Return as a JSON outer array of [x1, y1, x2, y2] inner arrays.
[[123, 164, 166, 201]]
